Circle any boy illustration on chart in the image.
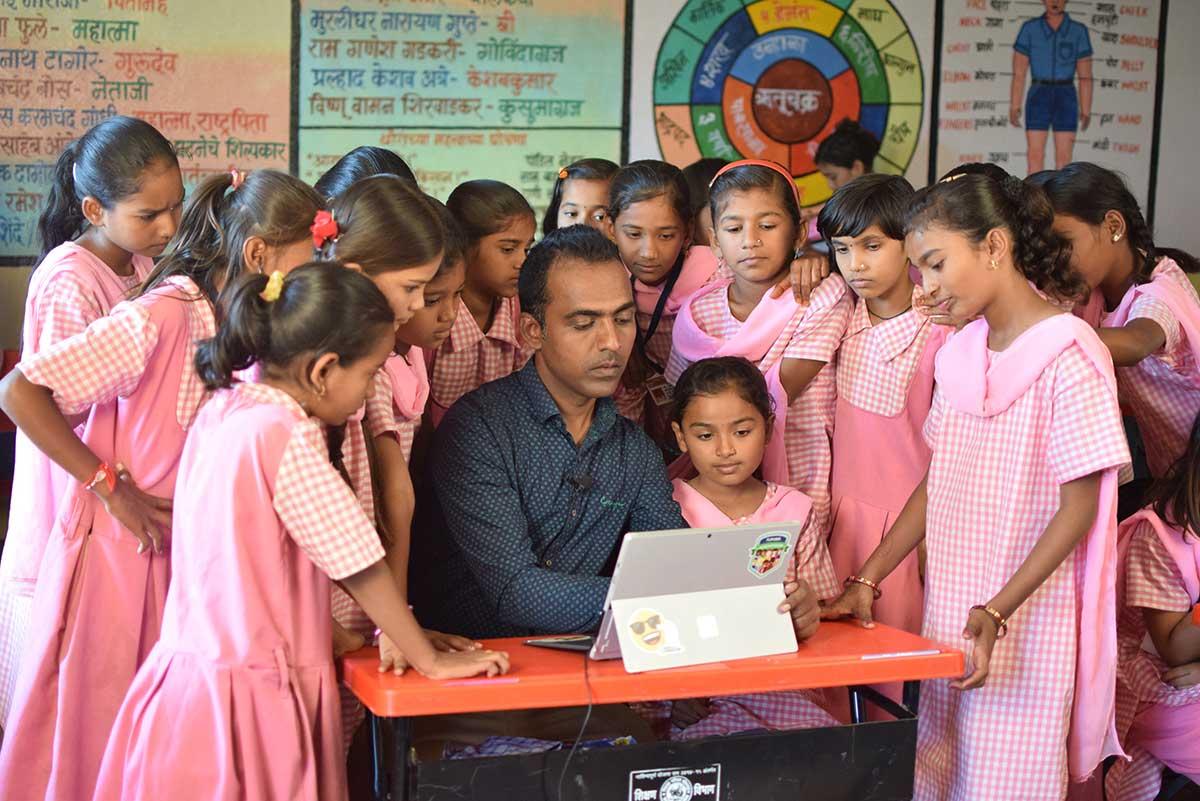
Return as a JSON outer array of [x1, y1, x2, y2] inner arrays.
[[1009, 0, 1094, 173]]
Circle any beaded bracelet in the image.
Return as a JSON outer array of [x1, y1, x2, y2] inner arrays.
[[844, 575, 882, 600]]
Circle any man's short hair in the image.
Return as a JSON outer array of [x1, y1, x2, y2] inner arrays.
[[518, 225, 621, 325]]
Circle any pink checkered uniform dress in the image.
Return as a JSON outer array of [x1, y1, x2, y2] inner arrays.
[[0, 277, 214, 801], [0, 243, 151, 721], [1105, 513, 1200, 801], [634, 480, 841, 739], [666, 275, 852, 535], [829, 296, 949, 707], [335, 351, 431, 745], [426, 296, 530, 426], [1100, 259, 1200, 477], [93, 382, 387, 801], [916, 317, 1129, 801]]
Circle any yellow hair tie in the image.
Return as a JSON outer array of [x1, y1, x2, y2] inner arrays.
[[259, 270, 284, 302]]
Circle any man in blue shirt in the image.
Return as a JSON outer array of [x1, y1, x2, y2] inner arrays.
[[413, 224, 820, 641], [1009, 0, 1093, 173], [408, 225, 821, 750]]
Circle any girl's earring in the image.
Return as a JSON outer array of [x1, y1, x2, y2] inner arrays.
[[989, 259, 999, 270], [1112, 233, 1122, 243]]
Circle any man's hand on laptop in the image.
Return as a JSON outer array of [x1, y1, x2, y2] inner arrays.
[[779, 577, 820, 641]]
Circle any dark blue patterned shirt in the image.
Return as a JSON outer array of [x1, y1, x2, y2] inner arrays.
[[410, 361, 685, 639]]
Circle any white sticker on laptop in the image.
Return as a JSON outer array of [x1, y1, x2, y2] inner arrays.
[[747, 530, 791, 577], [696, 614, 719, 640], [628, 764, 720, 800], [627, 608, 684, 655]]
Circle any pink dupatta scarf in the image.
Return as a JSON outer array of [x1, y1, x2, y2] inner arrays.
[[632, 246, 720, 317], [671, 280, 799, 482], [935, 313, 1126, 781], [382, 347, 429, 422], [672, 478, 813, 529]]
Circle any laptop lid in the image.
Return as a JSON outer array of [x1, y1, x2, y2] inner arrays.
[[589, 522, 803, 669]]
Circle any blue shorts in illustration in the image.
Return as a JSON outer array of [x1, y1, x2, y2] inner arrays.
[[1025, 83, 1079, 132]]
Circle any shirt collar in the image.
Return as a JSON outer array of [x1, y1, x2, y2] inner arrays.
[[446, 296, 523, 353], [842, 292, 928, 364], [1041, 12, 1072, 34], [235, 380, 307, 418], [517, 360, 618, 442]]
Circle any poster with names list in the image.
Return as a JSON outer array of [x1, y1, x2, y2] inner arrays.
[[297, 0, 626, 218]]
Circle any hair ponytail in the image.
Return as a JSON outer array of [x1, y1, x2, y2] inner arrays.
[[35, 115, 177, 268], [194, 271, 273, 389], [999, 174, 1082, 301], [36, 143, 84, 265], [907, 169, 1084, 302], [196, 262, 395, 391], [141, 169, 321, 303], [1032, 162, 1200, 282]]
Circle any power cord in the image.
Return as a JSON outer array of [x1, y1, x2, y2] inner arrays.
[[555, 653, 594, 800]]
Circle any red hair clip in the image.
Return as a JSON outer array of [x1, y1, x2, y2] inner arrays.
[[229, 168, 246, 190], [310, 210, 339, 249]]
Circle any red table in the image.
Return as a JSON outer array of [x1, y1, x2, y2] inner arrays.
[[343, 621, 963, 800]]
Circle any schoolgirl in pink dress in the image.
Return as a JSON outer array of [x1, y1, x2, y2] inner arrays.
[[365, 198, 467, 466], [1034, 163, 1200, 478], [825, 170, 1130, 801], [0, 169, 322, 801], [1105, 415, 1200, 801], [0, 116, 178, 720], [92, 265, 509, 801], [311, 178, 481, 747], [667, 159, 852, 536], [635, 356, 839, 740], [820, 174, 950, 652], [426, 179, 535, 426], [607, 160, 721, 437], [541, 157, 618, 236]]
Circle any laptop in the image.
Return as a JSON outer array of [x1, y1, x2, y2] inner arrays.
[[588, 521, 803, 673]]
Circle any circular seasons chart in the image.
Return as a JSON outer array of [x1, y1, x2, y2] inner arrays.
[[653, 0, 924, 208]]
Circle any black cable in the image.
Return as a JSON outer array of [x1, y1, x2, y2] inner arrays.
[[555, 654, 594, 800]]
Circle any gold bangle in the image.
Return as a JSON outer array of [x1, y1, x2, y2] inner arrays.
[[970, 604, 1009, 639], [845, 575, 882, 600]]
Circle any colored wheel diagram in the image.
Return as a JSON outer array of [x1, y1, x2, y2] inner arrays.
[[653, 0, 924, 207]]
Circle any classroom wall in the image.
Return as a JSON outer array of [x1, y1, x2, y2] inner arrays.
[[1152, 0, 1199, 257]]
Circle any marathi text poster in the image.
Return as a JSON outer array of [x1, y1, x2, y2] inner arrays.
[[297, 0, 626, 214], [0, 0, 291, 259], [936, 0, 1162, 208]]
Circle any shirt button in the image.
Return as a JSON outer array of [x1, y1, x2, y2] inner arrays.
[[544, 559, 553, 567]]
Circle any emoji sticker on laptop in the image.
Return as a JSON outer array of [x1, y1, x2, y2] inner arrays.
[[748, 531, 791, 577], [627, 608, 684, 654]]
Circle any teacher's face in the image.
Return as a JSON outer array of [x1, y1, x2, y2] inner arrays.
[[528, 257, 637, 401]]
